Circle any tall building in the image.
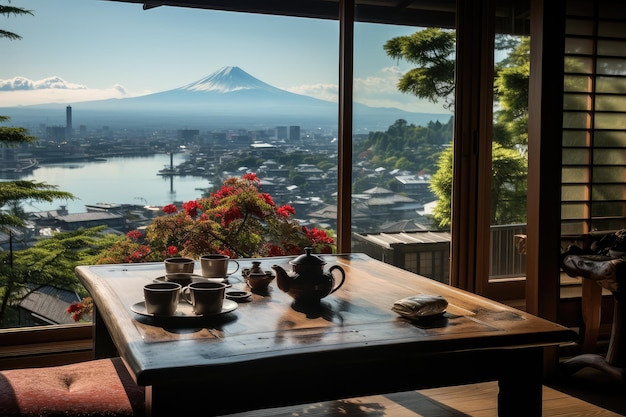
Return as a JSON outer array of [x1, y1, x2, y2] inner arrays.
[[288, 125, 300, 141], [66, 105, 72, 139], [275, 126, 287, 140]]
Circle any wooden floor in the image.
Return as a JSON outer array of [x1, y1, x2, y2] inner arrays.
[[221, 378, 623, 417], [220, 285, 625, 417]]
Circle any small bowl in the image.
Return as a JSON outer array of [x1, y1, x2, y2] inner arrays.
[[225, 290, 252, 302]]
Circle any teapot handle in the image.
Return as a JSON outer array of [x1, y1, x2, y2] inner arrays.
[[329, 265, 346, 294]]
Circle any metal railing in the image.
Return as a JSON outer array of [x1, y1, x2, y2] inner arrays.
[[490, 223, 527, 278]]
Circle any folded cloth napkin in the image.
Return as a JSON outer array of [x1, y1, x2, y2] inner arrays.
[[392, 294, 448, 319]]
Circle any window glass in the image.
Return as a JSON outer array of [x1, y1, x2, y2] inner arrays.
[[482, 0, 531, 294], [350, 22, 454, 281], [1, 0, 343, 328]]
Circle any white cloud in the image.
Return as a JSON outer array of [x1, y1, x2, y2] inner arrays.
[[0, 76, 87, 91], [0, 76, 140, 106], [287, 66, 449, 114], [287, 83, 337, 102]]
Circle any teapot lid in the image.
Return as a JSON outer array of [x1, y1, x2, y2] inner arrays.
[[290, 247, 326, 266]]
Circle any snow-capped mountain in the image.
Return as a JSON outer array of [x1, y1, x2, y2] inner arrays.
[[180, 66, 284, 94], [1, 66, 451, 130]]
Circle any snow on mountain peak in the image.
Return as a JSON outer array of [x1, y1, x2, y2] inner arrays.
[[179, 66, 281, 94]]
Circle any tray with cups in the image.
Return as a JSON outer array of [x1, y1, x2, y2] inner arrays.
[[132, 281, 238, 319], [131, 256, 243, 319]]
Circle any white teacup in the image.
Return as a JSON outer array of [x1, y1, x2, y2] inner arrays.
[[199, 254, 239, 278]]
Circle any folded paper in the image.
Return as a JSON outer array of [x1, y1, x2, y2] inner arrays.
[[392, 294, 448, 319]]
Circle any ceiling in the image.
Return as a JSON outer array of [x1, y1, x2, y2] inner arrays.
[[105, 0, 530, 30]]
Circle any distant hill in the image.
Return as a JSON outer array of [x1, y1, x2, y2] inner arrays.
[[0, 66, 451, 131]]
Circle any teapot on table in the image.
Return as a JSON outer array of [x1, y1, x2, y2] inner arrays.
[[241, 261, 275, 292], [272, 247, 345, 306]]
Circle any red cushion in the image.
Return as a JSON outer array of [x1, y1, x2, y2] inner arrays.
[[0, 358, 143, 416]]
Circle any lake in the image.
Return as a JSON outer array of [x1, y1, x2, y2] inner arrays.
[[20, 153, 214, 214]]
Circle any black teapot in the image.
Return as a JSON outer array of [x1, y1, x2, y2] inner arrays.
[[272, 247, 345, 305]]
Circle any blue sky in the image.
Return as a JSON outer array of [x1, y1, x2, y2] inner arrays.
[[0, 0, 450, 114]]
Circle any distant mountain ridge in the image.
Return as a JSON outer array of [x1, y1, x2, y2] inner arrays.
[[1, 66, 451, 131]]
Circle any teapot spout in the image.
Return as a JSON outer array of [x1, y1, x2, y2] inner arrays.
[[271, 264, 290, 292]]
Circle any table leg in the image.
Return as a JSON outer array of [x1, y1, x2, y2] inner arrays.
[[498, 347, 543, 416], [93, 306, 118, 359]]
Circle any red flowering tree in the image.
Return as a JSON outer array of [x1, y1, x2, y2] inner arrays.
[[95, 173, 335, 263], [67, 296, 93, 322]]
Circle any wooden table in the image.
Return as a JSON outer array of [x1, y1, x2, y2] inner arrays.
[[75, 254, 577, 417]]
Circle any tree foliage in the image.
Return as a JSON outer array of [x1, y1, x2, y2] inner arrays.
[[0, 1, 33, 41], [96, 174, 336, 263], [384, 28, 456, 109], [0, 227, 111, 326], [385, 28, 530, 227], [355, 118, 453, 175]]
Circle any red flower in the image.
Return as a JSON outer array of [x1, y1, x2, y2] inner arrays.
[[166, 246, 178, 255], [222, 206, 243, 227], [260, 193, 275, 207], [276, 204, 296, 217], [242, 172, 259, 182], [67, 303, 81, 313], [303, 226, 335, 253], [67, 297, 93, 322], [267, 244, 285, 257], [286, 245, 303, 255], [163, 204, 178, 214], [212, 185, 235, 200], [182, 200, 200, 218], [217, 248, 235, 258], [126, 230, 143, 240]]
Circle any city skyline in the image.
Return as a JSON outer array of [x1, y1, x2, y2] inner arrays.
[[0, 0, 451, 115]]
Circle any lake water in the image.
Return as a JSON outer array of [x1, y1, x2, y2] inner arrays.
[[20, 153, 214, 214]]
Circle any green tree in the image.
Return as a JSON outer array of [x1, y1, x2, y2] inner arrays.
[[494, 37, 530, 148], [430, 143, 526, 230], [0, 1, 33, 41], [384, 28, 456, 110], [355, 118, 452, 176], [0, 227, 112, 326], [386, 28, 529, 227]]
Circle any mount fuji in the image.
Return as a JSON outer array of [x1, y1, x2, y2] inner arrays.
[[1, 66, 450, 131]]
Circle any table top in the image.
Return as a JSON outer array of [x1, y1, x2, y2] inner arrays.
[[76, 253, 577, 387]]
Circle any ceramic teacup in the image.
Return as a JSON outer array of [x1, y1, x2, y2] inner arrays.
[[143, 282, 181, 316], [199, 254, 239, 278], [164, 257, 195, 280], [182, 281, 227, 315]]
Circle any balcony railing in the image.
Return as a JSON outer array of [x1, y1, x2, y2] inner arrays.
[[490, 223, 527, 278]]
